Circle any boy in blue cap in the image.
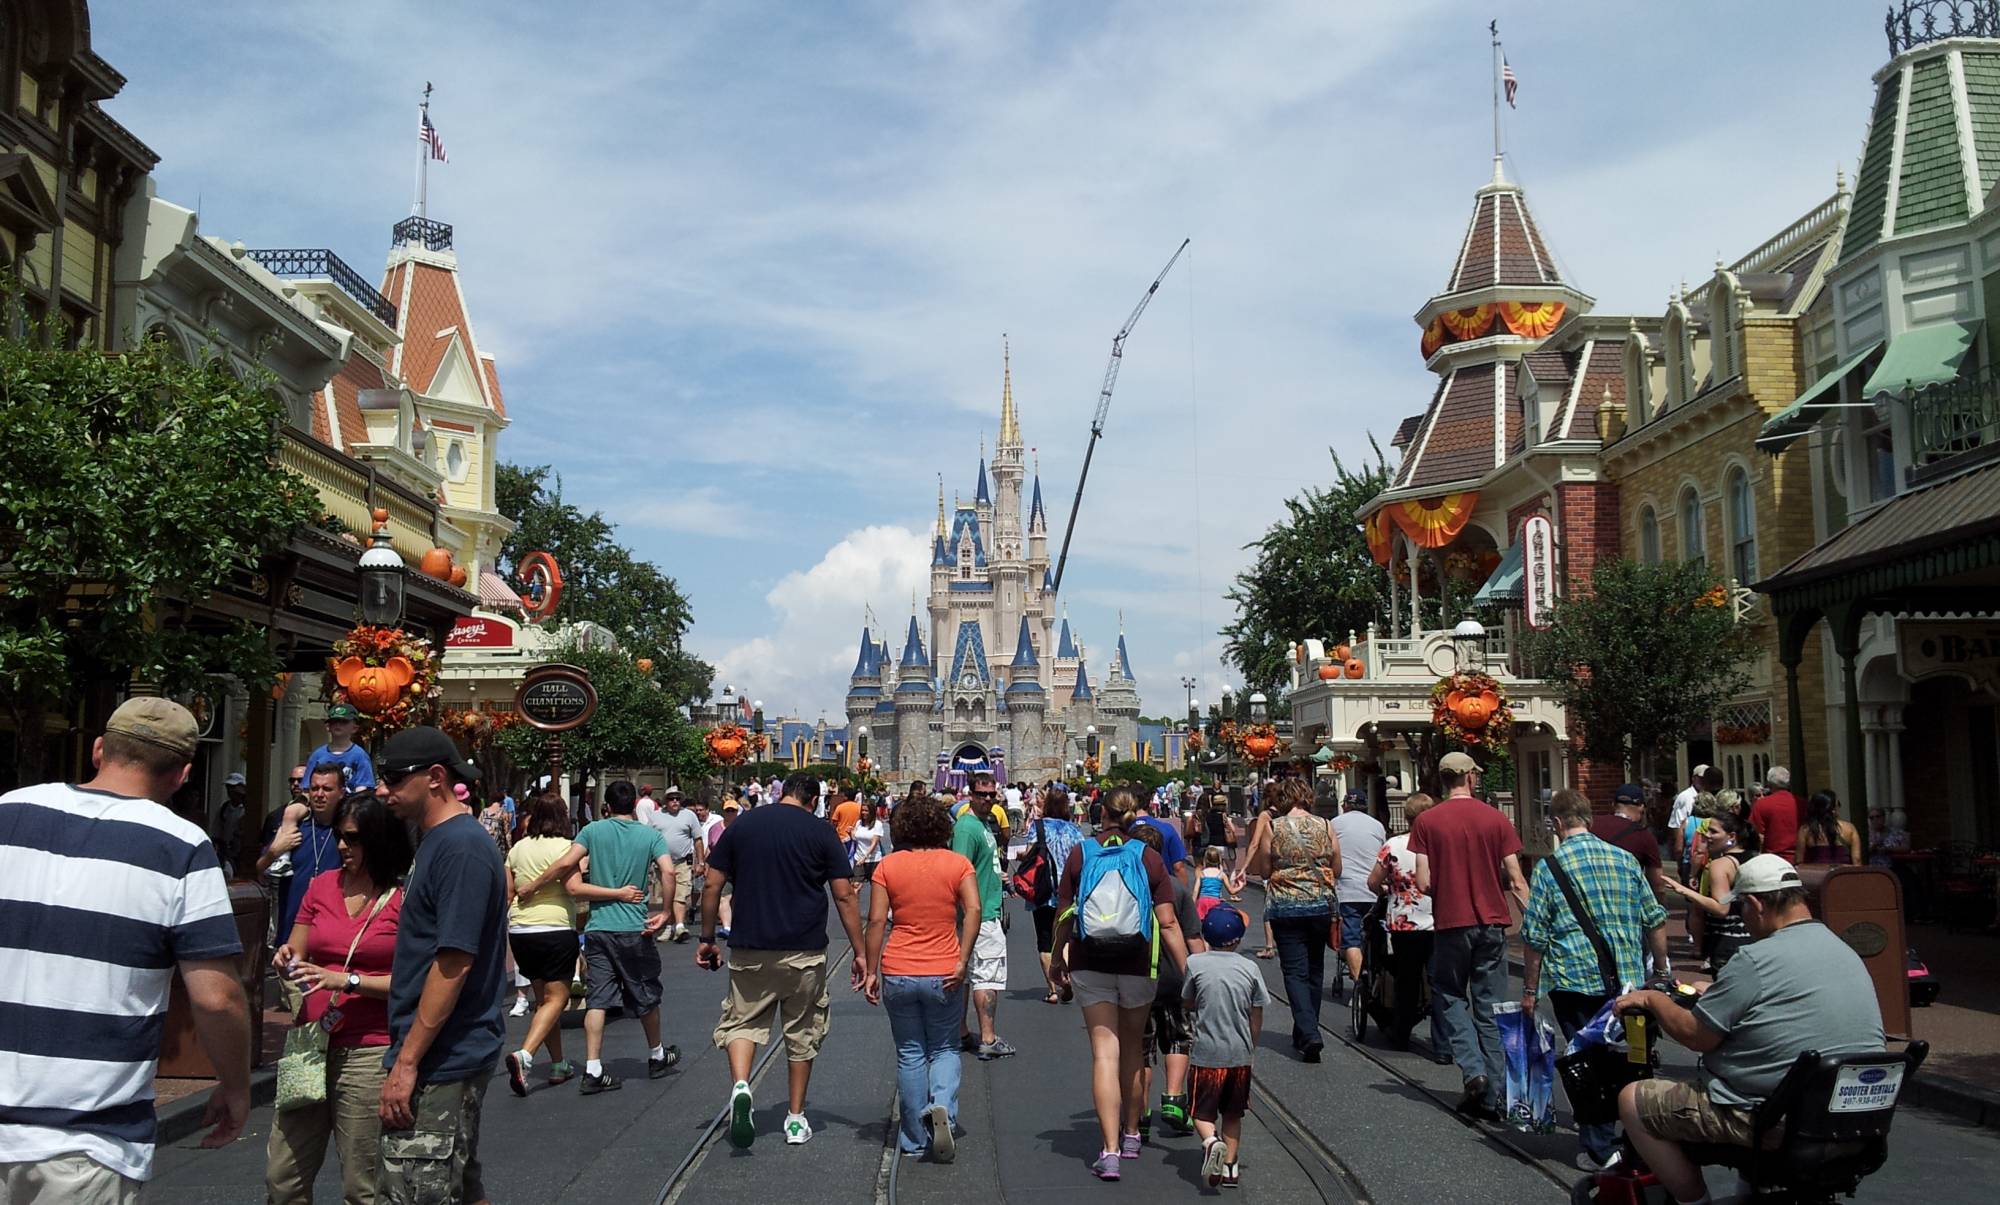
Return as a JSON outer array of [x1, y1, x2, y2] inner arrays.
[[1183, 905, 1268, 1188]]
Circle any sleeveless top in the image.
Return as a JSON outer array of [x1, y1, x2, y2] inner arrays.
[[1265, 811, 1338, 919], [1204, 808, 1228, 843], [1197, 869, 1227, 902], [1798, 826, 1852, 866], [1704, 853, 1752, 946]]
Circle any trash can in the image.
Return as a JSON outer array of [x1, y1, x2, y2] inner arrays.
[[157, 879, 269, 1077], [1801, 865, 1911, 1040]]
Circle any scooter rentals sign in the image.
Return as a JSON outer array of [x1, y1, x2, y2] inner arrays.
[[1828, 1063, 1904, 1113]]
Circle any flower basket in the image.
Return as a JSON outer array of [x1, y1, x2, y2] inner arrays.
[[323, 625, 442, 740]]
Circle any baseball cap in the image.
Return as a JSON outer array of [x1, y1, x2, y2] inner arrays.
[[1733, 854, 1804, 896], [1201, 905, 1248, 945], [223, 771, 247, 787], [325, 703, 359, 722], [1690, 763, 1710, 780], [1439, 751, 1479, 774], [376, 725, 480, 782], [1342, 789, 1367, 806], [104, 697, 199, 761], [1614, 783, 1646, 804]]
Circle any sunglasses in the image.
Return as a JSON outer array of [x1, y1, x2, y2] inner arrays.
[[336, 829, 362, 844], [376, 765, 431, 789]]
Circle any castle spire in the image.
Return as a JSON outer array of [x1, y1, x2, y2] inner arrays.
[[999, 335, 1020, 447], [975, 437, 991, 505], [936, 475, 947, 538]]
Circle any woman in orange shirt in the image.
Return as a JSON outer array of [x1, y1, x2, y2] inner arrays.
[[862, 794, 982, 1162]]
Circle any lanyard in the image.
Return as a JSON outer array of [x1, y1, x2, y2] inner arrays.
[[304, 821, 330, 871]]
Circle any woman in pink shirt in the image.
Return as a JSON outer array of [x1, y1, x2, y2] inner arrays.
[[266, 793, 413, 1204]]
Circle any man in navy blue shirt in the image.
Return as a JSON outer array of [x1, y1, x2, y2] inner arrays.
[[374, 726, 506, 1203], [1134, 807, 1191, 886]]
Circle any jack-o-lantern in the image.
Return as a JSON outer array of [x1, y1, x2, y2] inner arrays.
[[1317, 664, 1340, 680], [1241, 731, 1279, 762], [335, 655, 415, 715], [1332, 643, 1351, 662], [635, 657, 654, 674], [1446, 685, 1501, 730], [1343, 658, 1365, 679], [448, 565, 469, 589], [419, 548, 454, 580]]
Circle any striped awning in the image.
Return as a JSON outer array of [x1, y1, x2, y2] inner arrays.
[[1757, 340, 1882, 453], [1471, 539, 1526, 606]]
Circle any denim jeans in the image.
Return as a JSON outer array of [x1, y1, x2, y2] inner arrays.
[[1549, 990, 1618, 1163], [1431, 924, 1509, 1103], [1269, 913, 1331, 1048], [882, 974, 963, 1153]]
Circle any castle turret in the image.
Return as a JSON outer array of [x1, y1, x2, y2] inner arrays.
[[1098, 624, 1142, 764], [1004, 614, 1046, 767], [894, 615, 935, 774], [990, 341, 1030, 671]]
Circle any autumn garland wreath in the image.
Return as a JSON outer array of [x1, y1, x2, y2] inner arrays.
[[1429, 670, 1515, 752], [323, 625, 442, 739]]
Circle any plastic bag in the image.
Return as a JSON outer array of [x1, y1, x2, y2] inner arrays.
[[1495, 1002, 1558, 1133], [1563, 996, 1628, 1057]]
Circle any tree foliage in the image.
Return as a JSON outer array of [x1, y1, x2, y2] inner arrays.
[[1523, 559, 1759, 772], [0, 328, 319, 781], [494, 640, 709, 786], [495, 463, 711, 704], [1222, 444, 1392, 693]]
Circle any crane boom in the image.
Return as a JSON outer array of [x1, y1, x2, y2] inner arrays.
[[1051, 238, 1189, 598]]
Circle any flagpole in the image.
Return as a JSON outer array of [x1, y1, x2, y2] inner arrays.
[[1490, 20, 1502, 165], [418, 82, 433, 220]]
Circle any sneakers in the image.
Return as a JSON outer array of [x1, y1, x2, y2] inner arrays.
[[783, 1112, 813, 1145], [728, 1081, 755, 1149], [1202, 1137, 1228, 1187], [1159, 1093, 1191, 1133], [504, 1050, 530, 1097], [924, 1104, 955, 1163], [976, 1037, 1018, 1061], [1299, 1040, 1324, 1064], [1090, 1151, 1122, 1181], [1222, 1162, 1241, 1188], [1575, 1150, 1622, 1173], [547, 1059, 577, 1085], [1119, 1131, 1142, 1159], [509, 994, 531, 1018], [579, 1071, 622, 1095], [716, 926, 731, 942], [648, 1045, 681, 1079], [1137, 1109, 1151, 1142], [672, 925, 692, 944]]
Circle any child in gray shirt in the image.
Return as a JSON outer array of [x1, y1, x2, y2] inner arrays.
[[1182, 906, 1268, 1188]]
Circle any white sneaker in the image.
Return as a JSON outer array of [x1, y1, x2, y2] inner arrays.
[[728, 1081, 755, 1149], [783, 1111, 813, 1145], [509, 995, 530, 1018]]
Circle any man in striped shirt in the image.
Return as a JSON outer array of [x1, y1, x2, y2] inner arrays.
[[0, 697, 251, 1201]]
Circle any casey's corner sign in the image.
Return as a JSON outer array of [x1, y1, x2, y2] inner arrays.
[[447, 616, 515, 648], [1522, 515, 1556, 630]]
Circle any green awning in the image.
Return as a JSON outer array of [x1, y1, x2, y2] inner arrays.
[[1471, 539, 1525, 606], [1860, 320, 1980, 398], [1310, 745, 1338, 764], [1757, 340, 1882, 453]]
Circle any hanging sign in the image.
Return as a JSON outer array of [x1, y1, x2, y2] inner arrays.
[[515, 663, 597, 732], [447, 616, 515, 648], [1522, 515, 1556, 630]]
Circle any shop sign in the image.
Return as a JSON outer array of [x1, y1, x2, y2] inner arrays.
[[515, 663, 597, 732], [1522, 515, 1556, 630], [447, 616, 514, 648], [1898, 619, 2000, 692]]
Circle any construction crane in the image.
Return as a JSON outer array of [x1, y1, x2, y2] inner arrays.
[[1050, 237, 1190, 597]]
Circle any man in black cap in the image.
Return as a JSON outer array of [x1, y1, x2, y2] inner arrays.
[[1595, 783, 1668, 901], [373, 726, 506, 1204]]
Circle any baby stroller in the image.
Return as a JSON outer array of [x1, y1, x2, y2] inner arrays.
[[1344, 897, 1396, 1041]]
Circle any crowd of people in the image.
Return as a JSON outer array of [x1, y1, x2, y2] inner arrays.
[[0, 699, 1901, 1205]]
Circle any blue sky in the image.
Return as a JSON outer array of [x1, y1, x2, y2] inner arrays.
[[98, 1, 1883, 721]]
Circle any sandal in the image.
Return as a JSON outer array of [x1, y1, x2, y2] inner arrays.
[[1043, 992, 1061, 1004], [1255, 947, 1276, 960]]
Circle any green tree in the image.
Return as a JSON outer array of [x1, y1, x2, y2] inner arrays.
[[494, 640, 709, 787], [1105, 760, 1167, 793], [495, 463, 711, 705], [1523, 559, 1759, 773], [0, 330, 318, 783], [1223, 445, 1392, 693]]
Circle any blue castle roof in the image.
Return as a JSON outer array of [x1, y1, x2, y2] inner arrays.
[[948, 620, 991, 688], [899, 615, 928, 669], [1043, 566, 1053, 591], [948, 506, 987, 567], [1029, 475, 1044, 525], [976, 456, 990, 505], [1009, 616, 1039, 669], [850, 626, 877, 681], [1115, 633, 1135, 679], [1056, 617, 1078, 659], [1071, 660, 1093, 701], [932, 534, 949, 566]]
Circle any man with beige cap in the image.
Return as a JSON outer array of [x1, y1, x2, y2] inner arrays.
[[0, 696, 251, 1201]]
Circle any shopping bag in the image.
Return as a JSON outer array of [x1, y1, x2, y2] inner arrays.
[[1495, 1003, 1558, 1133]]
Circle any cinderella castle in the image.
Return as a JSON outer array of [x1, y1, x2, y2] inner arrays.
[[846, 345, 1143, 782]]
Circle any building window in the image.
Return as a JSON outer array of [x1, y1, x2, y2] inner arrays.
[[1726, 467, 1757, 584], [1679, 487, 1705, 564], [1860, 409, 1897, 501], [1639, 506, 1661, 564]]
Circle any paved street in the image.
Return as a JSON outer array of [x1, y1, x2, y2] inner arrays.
[[144, 881, 2000, 1204]]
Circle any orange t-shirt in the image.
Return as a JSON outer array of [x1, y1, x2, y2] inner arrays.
[[831, 800, 863, 840], [874, 848, 974, 976]]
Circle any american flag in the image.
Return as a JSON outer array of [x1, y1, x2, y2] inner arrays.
[[1502, 55, 1518, 108], [420, 112, 448, 163]]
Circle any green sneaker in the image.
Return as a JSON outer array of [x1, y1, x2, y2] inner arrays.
[[1160, 1093, 1192, 1133], [1137, 1109, 1152, 1142], [728, 1080, 755, 1149]]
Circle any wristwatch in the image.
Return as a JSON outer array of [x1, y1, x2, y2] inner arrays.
[[700, 933, 718, 944], [345, 972, 361, 993]]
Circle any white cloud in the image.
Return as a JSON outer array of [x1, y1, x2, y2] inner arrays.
[[697, 525, 931, 716]]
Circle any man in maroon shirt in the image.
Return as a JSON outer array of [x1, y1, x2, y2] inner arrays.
[[1748, 766, 1801, 863], [1594, 784, 1668, 899], [1411, 752, 1529, 1120]]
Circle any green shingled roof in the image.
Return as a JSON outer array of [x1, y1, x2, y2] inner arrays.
[[1963, 51, 2000, 191], [1841, 75, 1902, 263], [1895, 57, 1970, 235]]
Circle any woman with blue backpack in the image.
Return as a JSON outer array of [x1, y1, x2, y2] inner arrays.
[[1048, 788, 1194, 1181]]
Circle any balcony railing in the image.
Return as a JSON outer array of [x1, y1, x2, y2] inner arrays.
[[246, 248, 397, 327], [391, 216, 454, 252], [1907, 361, 2000, 478], [1886, 1, 2000, 55]]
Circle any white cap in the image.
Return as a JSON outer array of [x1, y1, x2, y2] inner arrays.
[[1733, 854, 1804, 896], [223, 771, 247, 786]]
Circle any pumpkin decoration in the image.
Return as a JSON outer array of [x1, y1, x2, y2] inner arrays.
[[1343, 658, 1365, 679], [419, 547, 454, 580], [448, 565, 469, 589], [1318, 664, 1340, 680], [335, 655, 415, 715], [635, 657, 654, 674], [705, 722, 751, 767], [1429, 670, 1515, 751], [1332, 643, 1351, 662]]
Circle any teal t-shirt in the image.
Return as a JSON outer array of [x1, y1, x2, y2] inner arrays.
[[950, 810, 1002, 921], [575, 816, 668, 933]]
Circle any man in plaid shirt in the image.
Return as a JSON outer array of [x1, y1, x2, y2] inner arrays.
[[1521, 788, 1668, 1171]]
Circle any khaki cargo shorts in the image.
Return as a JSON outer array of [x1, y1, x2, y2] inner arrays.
[[712, 949, 830, 1061], [378, 1069, 491, 1205], [1632, 1077, 1766, 1149]]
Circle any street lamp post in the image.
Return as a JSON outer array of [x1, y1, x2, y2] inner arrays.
[[1249, 691, 1269, 724], [720, 683, 738, 788], [752, 699, 765, 772], [1086, 724, 1099, 763], [357, 508, 407, 628], [1451, 618, 1487, 672], [1180, 675, 1197, 717], [857, 724, 869, 769]]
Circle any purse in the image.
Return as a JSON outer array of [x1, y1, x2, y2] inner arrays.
[[274, 887, 395, 1113]]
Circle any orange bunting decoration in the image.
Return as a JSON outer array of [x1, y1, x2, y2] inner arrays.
[[1420, 316, 1447, 358], [1499, 300, 1566, 338], [1363, 510, 1395, 565], [1439, 304, 1496, 341], [1388, 491, 1480, 549]]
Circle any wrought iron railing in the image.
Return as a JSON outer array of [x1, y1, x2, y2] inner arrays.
[[1907, 361, 2000, 469], [391, 216, 454, 252], [1886, 0, 2000, 55], [245, 248, 397, 327]]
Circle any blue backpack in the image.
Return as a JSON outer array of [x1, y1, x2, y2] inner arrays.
[[1067, 836, 1155, 968]]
